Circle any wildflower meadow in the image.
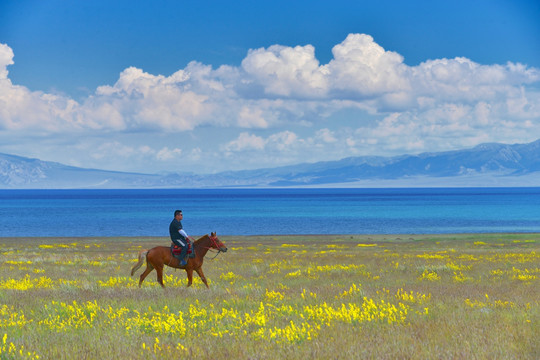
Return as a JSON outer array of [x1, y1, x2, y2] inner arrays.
[[0, 234, 538, 359]]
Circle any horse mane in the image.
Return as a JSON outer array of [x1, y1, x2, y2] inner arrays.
[[193, 234, 210, 249], [194, 234, 209, 244]]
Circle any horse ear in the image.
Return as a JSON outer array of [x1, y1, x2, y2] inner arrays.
[[211, 232, 216, 237]]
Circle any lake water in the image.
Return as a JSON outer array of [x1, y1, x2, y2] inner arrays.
[[0, 188, 539, 237]]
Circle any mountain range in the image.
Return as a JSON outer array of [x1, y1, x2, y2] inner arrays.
[[1, 139, 539, 188]]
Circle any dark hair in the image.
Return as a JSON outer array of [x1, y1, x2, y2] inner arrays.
[[174, 210, 183, 216]]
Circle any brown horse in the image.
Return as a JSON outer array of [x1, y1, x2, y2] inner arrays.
[[130, 232, 227, 288]]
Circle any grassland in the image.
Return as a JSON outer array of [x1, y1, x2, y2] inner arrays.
[[0, 233, 538, 359]]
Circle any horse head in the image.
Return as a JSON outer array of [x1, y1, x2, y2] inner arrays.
[[209, 232, 227, 253]]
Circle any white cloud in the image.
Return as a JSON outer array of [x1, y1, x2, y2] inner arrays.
[[224, 132, 266, 152], [0, 45, 79, 131], [156, 147, 182, 161], [0, 43, 14, 80], [91, 66, 213, 131], [1, 35, 540, 173], [241, 44, 328, 98], [315, 128, 337, 143], [267, 131, 298, 151], [224, 130, 299, 153], [2, 37, 539, 135], [474, 102, 491, 126], [327, 34, 409, 97], [237, 106, 268, 128]]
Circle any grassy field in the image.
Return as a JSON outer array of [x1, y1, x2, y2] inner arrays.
[[0, 233, 538, 359]]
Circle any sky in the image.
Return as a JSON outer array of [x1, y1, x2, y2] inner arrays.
[[0, 0, 539, 174]]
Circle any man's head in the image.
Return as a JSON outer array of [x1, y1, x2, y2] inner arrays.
[[174, 210, 183, 220]]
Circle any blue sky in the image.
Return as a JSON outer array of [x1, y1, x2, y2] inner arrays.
[[1, 0, 539, 174]]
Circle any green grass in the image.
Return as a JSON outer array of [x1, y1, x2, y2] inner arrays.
[[0, 233, 538, 359]]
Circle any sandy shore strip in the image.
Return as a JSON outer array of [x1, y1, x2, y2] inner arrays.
[[1, 233, 539, 246]]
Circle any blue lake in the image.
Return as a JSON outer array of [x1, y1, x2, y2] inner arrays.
[[0, 188, 539, 237]]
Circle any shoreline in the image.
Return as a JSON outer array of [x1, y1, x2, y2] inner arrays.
[[2, 233, 539, 243]]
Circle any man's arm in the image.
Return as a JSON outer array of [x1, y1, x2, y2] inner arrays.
[[171, 237, 185, 247], [179, 229, 189, 239]]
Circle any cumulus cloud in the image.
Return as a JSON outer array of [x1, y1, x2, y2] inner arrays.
[[237, 106, 268, 128], [267, 131, 298, 150], [0, 44, 14, 80], [1, 34, 540, 172], [2, 36, 539, 134], [224, 132, 266, 152], [241, 44, 328, 98], [91, 66, 213, 131], [224, 130, 299, 153], [409, 57, 535, 103], [327, 34, 410, 97], [0, 44, 80, 131]]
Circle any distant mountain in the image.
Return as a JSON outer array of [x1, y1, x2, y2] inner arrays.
[[0, 153, 161, 188], [252, 139, 540, 186], [1, 139, 540, 188]]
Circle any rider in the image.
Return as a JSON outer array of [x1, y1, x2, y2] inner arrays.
[[169, 209, 191, 266]]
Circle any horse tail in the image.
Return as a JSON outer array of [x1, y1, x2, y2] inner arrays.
[[130, 249, 149, 276]]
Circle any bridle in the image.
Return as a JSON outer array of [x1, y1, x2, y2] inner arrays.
[[206, 235, 225, 260]]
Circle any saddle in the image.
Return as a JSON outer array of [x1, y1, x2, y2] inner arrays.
[[171, 241, 195, 262]]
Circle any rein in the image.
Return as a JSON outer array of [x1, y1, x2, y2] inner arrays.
[[207, 249, 222, 260]]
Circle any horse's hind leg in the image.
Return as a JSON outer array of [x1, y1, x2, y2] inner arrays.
[[139, 264, 154, 287]]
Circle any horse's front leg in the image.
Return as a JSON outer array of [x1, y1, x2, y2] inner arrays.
[[186, 267, 194, 287], [195, 267, 209, 288]]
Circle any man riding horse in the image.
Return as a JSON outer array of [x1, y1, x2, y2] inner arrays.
[[169, 209, 191, 266]]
